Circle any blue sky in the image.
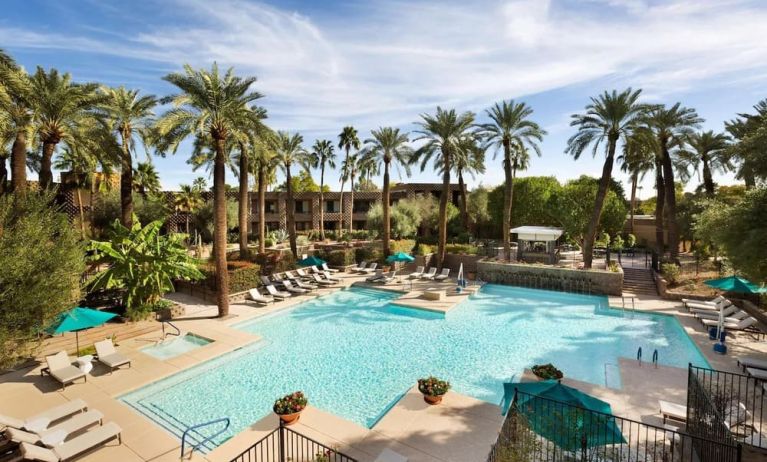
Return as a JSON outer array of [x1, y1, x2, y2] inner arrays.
[[3, 0, 766, 197]]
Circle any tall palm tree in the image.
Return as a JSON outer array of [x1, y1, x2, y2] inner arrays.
[[308, 139, 336, 240], [29, 67, 103, 189], [0, 111, 13, 194], [725, 100, 767, 188], [192, 176, 208, 192], [132, 161, 161, 197], [0, 60, 34, 195], [412, 108, 475, 268], [619, 132, 656, 235], [273, 131, 310, 258], [337, 126, 360, 234], [96, 86, 157, 227], [566, 88, 647, 268], [643, 103, 702, 261], [174, 184, 204, 236], [454, 135, 486, 230], [234, 106, 269, 257], [360, 127, 412, 257], [680, 131, 731, 197], [155, 63, 262, 318], [481, 101, 546, 260], [340, 153, 356, 233], [255, 138, 277, 253]]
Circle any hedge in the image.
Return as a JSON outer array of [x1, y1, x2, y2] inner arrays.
[[390, 239, 416, 254], [354, 246, 383, 264], [201, 260, 262, 293], [323, 249, 355, 267]]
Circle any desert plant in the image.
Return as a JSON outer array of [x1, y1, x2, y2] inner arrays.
[[273, 391, 307, 415], [418, 376, 451, 396], [661, 263, 681, 285], [531, 364, 564, 380]]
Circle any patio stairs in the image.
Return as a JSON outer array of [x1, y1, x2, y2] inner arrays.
[[622, 267, 658, 296]]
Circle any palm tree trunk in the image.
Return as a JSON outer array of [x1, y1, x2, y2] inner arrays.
[[501, 140, 512, 261], [654, 162, 665, 256], [319, 164, 325, 240], [702, 156, 715, 197], [40, 141, 56, 189], [119, 132, 133, 227], [213, 137, 230, 318], [10, 130, 27, 195], [382, 161, 391, 258], [186, 214, 190, 236], [339, 146, 349, 235], [0, 155, 8, 195], [458, 168, 469, 231], [238, 148, 249, 258], [349, 166, 355, 234], [286, 164, 298, 258], [582, 137, 617, 269], [437, 149, 451, 270], [629, 171, 638, 234], [76, 188, 86, 240], [258, 163, 266, 253], [743, 167, 756, 189], [661, 144, 679, 261]]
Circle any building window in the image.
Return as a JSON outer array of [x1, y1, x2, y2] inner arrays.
[[353, 200, 371, 213], [295, 200, 309, 213], [325, 200, 339, 213], [295, 221, 311, 231], [323, 221, 338, 231], [353, 220, 366, 230], [266, 221, 280, 231], [265, 200, 277, 214]]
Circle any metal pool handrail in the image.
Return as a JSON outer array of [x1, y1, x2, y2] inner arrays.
[[180, 417, 230, 459]]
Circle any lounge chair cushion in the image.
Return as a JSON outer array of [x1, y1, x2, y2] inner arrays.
[[0, 413, 24, 430], [51, 366, 86, 385], [659, 400, 687, 422], [20, 442, 59, 462], [738, 356, 767, 371], [6, 399, 89, 433], [46, 351, 72, 372], [54, 421, 121, 461], [99, 353, 130, 369], [747, 368, 767, 380]]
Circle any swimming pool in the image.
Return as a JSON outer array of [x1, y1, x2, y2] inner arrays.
[[120, 284, 709, 448], [141, 333, 212, 360]]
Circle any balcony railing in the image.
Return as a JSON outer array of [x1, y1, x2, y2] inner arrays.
[[230, 421, 358, 462]]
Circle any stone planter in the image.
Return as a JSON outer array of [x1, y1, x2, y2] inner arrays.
[[157, 304, 185, 321], [422, 393, 445, 405]]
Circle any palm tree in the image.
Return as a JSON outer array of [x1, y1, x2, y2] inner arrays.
[[29, 67, 103, 189], [235, 106, 269, 257], [619, 133, 656, 235], [412, 108, 475, 267], [0, 111, 13, 194], [174, 184, 204, 236], [678, 131, 730, 197], [192, 176, 208, 192], [725, 100, 767, 188], [273, 131, 310, 258], [155, 63, 262, 318], [337, 126, 360, 234], [454, 135, 486, 230], [133, 161, 161, 197], [643, 103, 702, 261], [360, 127, 412, 257], [340, 153, 356, 233], [566, 88, 647, 268], [308, 139, 336, 240], [96, 86, 157, 227], [481, 101, 546, 259], [0, 59, 34, 195]]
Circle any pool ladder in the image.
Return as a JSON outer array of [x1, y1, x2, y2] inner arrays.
[[162, 320, 181, 339], [621, 296, 636, 311], [636, 347, 659, 368], [180, 417, 230, 459]]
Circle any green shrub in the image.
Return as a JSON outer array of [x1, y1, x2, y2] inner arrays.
[[0, 193, 86, 368], [595, 232, 610, 248], [445, 244, 478, 255], [227, 262, 262, 293], [273, 252, 296, 273], [610, 235, 624, 251], [661, 263, 681, 285], [390, 239, 416, 254], [625, 233, 637, 248], [415, 243, 434, 255], [323, 249, 355, 267], [296, 235, 310, 247], [355, 246, 382, 264], [264, 238, 274, 247]]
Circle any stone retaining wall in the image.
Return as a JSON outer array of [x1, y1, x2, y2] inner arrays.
[[477, 260, 623, 296]]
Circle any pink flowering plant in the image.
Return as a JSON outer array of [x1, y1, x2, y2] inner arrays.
[[273, 391, 308, 415], [418, 376, 450, 396]]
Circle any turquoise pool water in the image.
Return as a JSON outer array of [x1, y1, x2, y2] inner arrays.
[[141, 333, 212, 360], [120, 285, 709, 448]]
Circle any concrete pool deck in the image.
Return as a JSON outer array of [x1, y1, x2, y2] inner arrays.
[[1, 275, 765, 462]]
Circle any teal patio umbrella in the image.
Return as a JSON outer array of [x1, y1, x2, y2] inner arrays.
[[502, 380, 625, 452], [46, 307, 117, 354], [704, 276, 766, 294], [386, 252, 415, 263], [297, 255, 326, 267]]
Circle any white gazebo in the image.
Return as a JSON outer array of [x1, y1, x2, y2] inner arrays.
[[510, 226, 563, 263]]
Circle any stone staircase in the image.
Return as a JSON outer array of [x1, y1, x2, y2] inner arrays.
[[622, 267, 658, 296]]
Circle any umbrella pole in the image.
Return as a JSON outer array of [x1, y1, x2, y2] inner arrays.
[[76, 331, 80, 357]]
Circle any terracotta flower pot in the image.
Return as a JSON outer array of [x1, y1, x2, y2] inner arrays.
[[277, 411, 302, 425], [422, 393, 444, 405]]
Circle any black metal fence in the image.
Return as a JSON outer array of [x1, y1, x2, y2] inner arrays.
[[688, 364, 766, 451], [230, 421, 358, 462], [488, 390, 741, 462]]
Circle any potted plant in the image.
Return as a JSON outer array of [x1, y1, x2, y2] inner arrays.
[[531, 363, 563, 381], [273, 391, 308, 425], [417, 376, 450, 405]]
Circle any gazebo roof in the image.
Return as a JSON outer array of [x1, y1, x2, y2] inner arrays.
[[510, 226, 563, 241]]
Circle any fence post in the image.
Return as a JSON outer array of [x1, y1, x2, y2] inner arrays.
[[279, 419, 285, 462]]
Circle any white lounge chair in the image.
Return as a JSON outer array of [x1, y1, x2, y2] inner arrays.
[[0, 399, 87, 433], [408, 266, 424, 279], [282, 280, 309, 294], [19, 421, 122, 462], [6, 410, 103, 447], [293, 277, 318, 290], [361, 262, 378, 274], [264, 284, 292, 300], [352, 261, 368, 272], [366, 270, 384, 282], [420, 267, 437, 280], [683, 295, 726, 308], [374, 271, 397, 284], [690, 304, 738, 318], [685, 298, 729, 311], [659, 400, 687, 424], [94, 339, 131, 373], [246, 289, 273, 305], [702, 317, 758, 331], [696, 310, 749, 323], [45, 352, 86, 390], [322, 263, 339, 274], [295, 268, 313, 280], [433, 268, 450, 281], [321, 270, 341, 282], [746, 368, 767, 380], [737, 356, 767, 372], [311, 273, 335, 286]]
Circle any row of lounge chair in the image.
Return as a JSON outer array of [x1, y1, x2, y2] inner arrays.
[[42, 340, 130, 390], [245, 266, 341, 305], [0, 399, 122, 461], [683, 296, 759, 333], [406, 266, 450, 281]]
